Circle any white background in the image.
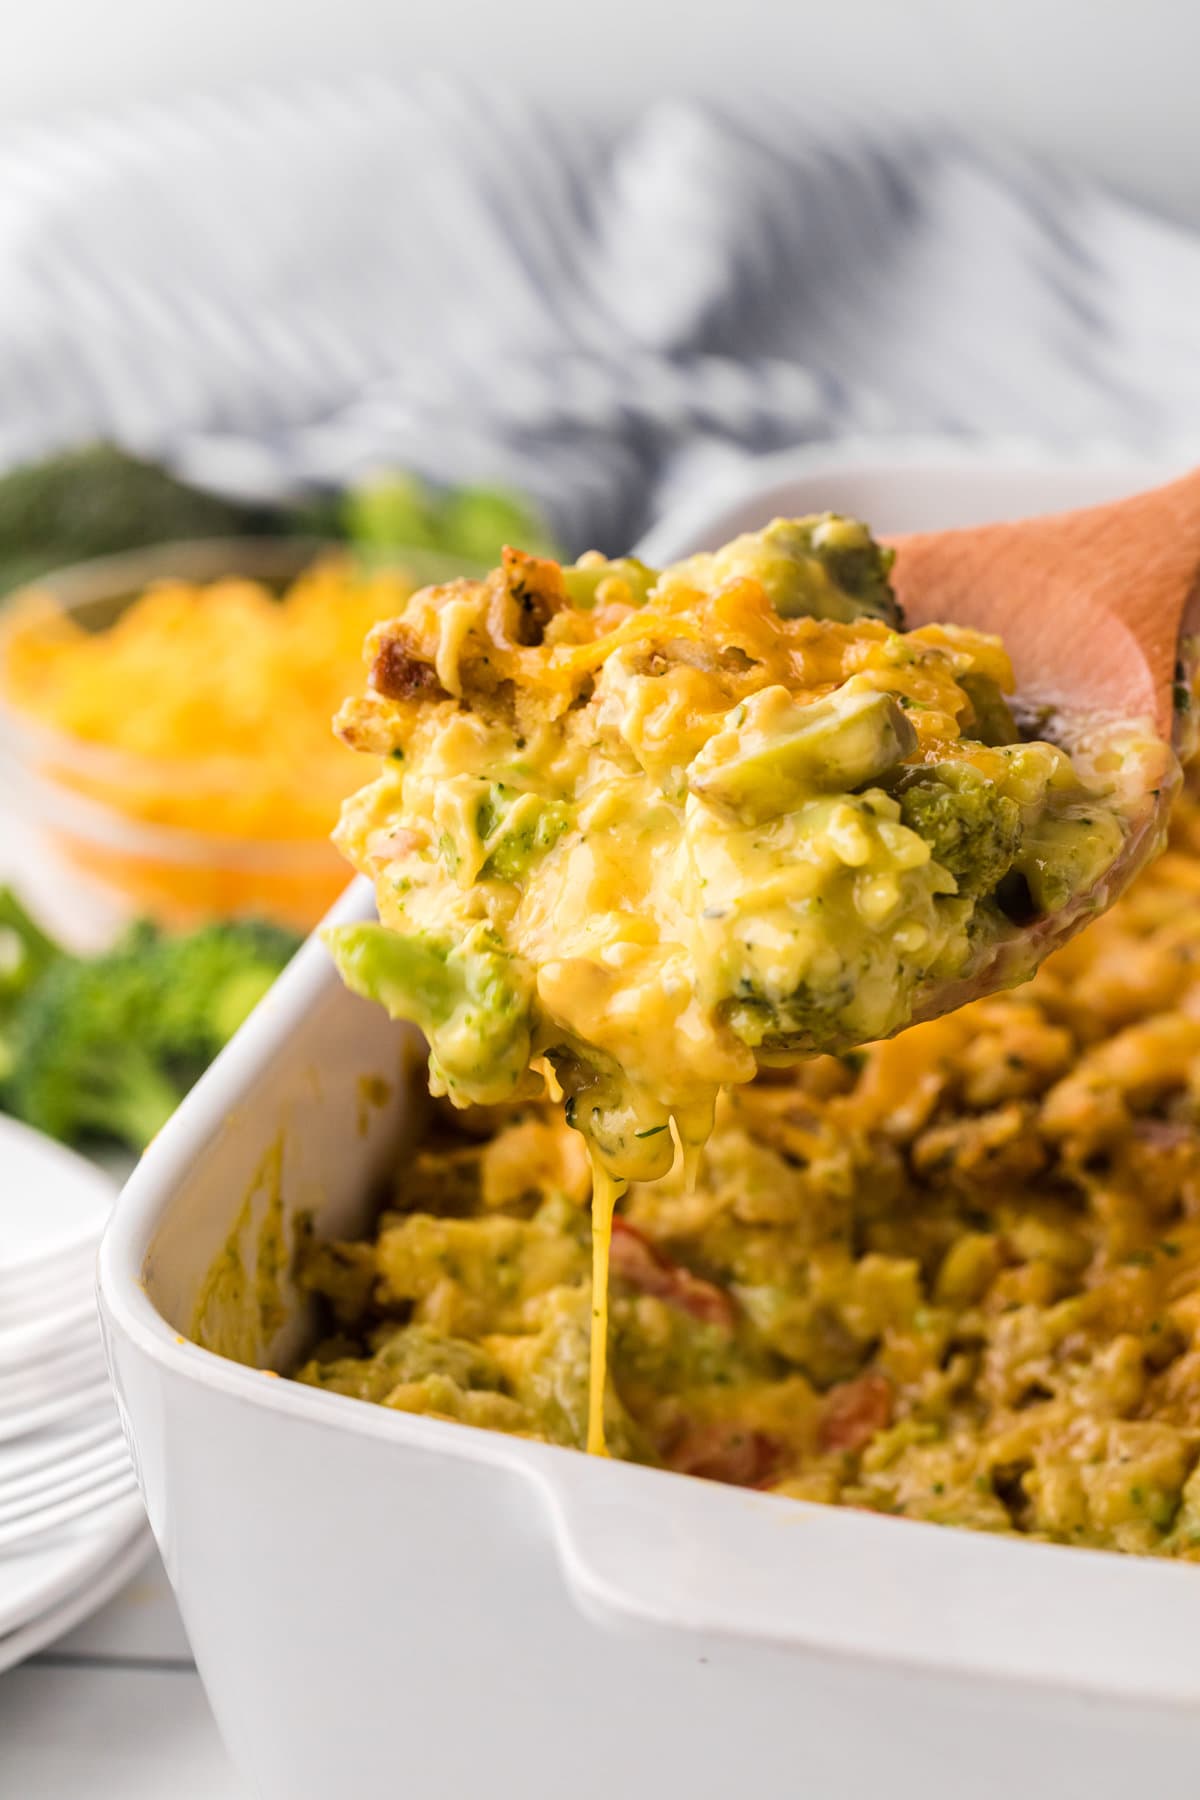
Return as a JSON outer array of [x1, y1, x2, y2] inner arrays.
[[1, 1, 1199, 221]]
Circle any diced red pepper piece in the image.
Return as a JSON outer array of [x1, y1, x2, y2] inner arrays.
[[665, 1419, 783, 1488], [817, 1372, 893, 1453], [610, 1217, 735, 1330]]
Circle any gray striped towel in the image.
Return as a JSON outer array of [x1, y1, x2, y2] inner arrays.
[[0, 77, 1198, 552]]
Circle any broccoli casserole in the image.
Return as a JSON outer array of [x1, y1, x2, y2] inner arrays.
[[324, 517, 1166, 1450], [298, 771, 1200, 1557]]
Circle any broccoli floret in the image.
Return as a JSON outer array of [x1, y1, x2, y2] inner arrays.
[[344, 474, 558, 570], [0, 444, 284, 591], [298, 1324, 509, 1404], [0, 917, 300, 1150], [899, 766, 1022, 897], [721, 982, 855, 1057], [958, 673, 1018, 748], [438, 485, 558, 564], [0, 887, 64, 1014], [561, 556, 659, 610], [477, 788, 572, 883], [1014, 808, 1127, 915], [134, 919, 301, 1065], [2, 954, 186, 1149], [0, 888, 68, 1085], [688, 688, 917, 823], [0, 447, 560, 596], [323, 921, 534, 1106], [673, 515, 902, 627], [343, 474, 442, 554]]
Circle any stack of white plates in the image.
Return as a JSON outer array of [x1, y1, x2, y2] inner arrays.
[[0, 1116, 150, 1673]]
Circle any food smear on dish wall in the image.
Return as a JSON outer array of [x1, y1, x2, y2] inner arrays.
[[189, 1135, 290, 1368], [323, 516, 1166, 1452]]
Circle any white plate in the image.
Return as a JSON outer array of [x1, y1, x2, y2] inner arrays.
[[0, 1379, 117, 1446], [0, 1522, 153, 1675], [0, 1467, 137, 1550], [0, 1306, 99, 1371], [0, 1442, 131, 1522], [0, 1412, 125, 1490], [0, 1343, 108, 1416], [0, 1487, 145, 1637], [0, 1116, 115, 1273], [0, 1241, 98, 1296]]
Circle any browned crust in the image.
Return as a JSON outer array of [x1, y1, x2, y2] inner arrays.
[[369, 630, 447, 702]]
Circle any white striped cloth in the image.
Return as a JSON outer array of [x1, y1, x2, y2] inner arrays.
[[0, 77, 1198, 551]]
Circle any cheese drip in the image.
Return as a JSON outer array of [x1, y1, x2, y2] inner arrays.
[[586, 1157, 622, 1456], [585, 1101, 713, 1456]]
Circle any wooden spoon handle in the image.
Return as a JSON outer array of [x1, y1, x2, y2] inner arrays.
[[889, 467, 1200, 738]]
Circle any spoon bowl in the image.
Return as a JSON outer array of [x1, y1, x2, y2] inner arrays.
[[889, 467, 1200, 1023]]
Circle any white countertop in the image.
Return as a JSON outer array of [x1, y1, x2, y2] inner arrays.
[[0, 1553, 244, 1796]]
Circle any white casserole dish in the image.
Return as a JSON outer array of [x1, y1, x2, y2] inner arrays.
[[100, 443, 1200, 1800]]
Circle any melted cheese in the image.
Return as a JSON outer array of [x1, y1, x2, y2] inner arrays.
[[587, 1157, 621, 1455]]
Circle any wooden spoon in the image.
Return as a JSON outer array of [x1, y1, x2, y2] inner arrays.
[[886, 467, 1200, 1020], [890, 466, 1200, 737]]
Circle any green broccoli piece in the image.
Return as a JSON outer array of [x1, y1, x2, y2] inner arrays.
[[720, 980, 855, 1058], [133, 918, 302, 1066], [1, 951, 187, 1149], [0, 888, 69, 1086], [343, 474, 443, 554], [323, 921, 533, 1105], [0, 444, 285, 591], [958, 673, 1019, 748], [344, 474, 558, 571], [475, 787, 572, 884], [0, 887, 64, 1014], [899, 765, 1022, 897], [297, 1323, 509, 1404], [674, 515, 902, 627], [561, 557, 659, 610], [688, 689, 918, 823], [0, 446, 560, 597], [1014, 808, 1127, 915], [437, 485, 558, 564], [0, 917, 300, 1150]]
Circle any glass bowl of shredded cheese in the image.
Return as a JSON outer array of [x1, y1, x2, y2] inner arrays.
[[0, 539, 475, 937]]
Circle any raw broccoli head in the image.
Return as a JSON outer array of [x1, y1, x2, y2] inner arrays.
[[0, 917, 300, 1151], [0, 444, 282, 590], [0, 887, 64, 1015], [135, 918, 301, 1069], [898, 766, 1022, 898], [343, 474, 558, 569], [0, 887, 68, 1085], [2, 943, 186, 1150]]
